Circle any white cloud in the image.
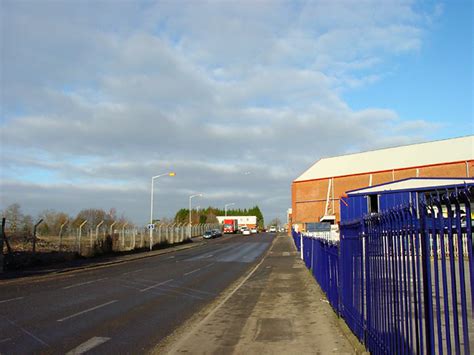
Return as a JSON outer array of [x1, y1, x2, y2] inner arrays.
[[1, 0, 445, 223]]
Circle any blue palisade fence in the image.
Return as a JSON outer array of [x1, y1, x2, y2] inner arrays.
[[292, 185, 473, 354]]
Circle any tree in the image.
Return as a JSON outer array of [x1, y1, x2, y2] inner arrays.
[[37, 210, 70, 235], [73, 209, 107, 228], [1, 203, 23, 235], [21, 215, 34, 236]]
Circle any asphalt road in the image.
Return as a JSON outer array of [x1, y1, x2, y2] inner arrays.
[[0, 233, 274, 354]]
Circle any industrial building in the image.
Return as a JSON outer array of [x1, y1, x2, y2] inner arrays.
[[291, 135, 474, 232]]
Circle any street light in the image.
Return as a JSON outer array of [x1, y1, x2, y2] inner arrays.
[[189, 193, 203, 239], [149, 172, 175, 250], [225, 203, 235, 216]]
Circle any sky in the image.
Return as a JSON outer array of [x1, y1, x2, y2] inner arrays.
[[1, 0, 473, 225]]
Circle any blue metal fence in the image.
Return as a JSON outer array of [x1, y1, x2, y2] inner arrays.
[[293, 186, 473, 354]]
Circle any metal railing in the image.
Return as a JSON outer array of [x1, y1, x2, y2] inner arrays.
[[294, 186, 473, 354]]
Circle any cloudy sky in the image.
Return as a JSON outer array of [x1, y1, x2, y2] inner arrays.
[[1, 0, 472, 225]]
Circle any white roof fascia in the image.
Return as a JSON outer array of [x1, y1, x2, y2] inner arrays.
[[295, 136, 474, 182], [348, 178, 474, 195]]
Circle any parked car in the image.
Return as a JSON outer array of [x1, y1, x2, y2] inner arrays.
[[250, 228, 258, 234], [203, 230, 214, 239]]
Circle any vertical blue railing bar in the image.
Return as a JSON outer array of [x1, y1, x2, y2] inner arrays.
[[420, 201, 435, 355]]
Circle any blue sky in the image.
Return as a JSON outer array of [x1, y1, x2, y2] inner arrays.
[[1, 0, 472, 225], [344, 0, 473, 139]]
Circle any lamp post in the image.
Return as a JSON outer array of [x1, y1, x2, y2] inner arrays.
[[225, 203, 235, 216], [189, 194, 203, 239], [150, 172, 175, 250]]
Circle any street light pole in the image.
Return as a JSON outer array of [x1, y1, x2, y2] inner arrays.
[[189, 193, 203, 239], [149, 172, 175, 250], [225, 203, 235, 217]]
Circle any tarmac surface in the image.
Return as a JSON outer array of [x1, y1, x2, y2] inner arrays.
[[159, 234, 366, 354]]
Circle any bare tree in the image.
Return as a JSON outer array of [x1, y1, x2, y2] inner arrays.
[[37, 210, 70, 235], [1, 203, 23, 235]]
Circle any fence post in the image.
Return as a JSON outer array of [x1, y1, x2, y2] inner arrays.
[[59, 220, 68, 252], [32, 219, 44, 254], [0, 218, 5, 273], [78, 220, 87, 254]]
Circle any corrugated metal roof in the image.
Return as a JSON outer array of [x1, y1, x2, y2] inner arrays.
[[295, 136, 474, 182], [347, 178, 474, 195]]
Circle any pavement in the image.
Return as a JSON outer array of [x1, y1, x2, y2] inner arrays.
[[160, 234, 367, 354]]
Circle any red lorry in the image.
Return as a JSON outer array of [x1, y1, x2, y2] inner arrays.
[[223, 219, 238, 233]]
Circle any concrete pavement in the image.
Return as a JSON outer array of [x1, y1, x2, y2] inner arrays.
[[160, 234, 366, 354]]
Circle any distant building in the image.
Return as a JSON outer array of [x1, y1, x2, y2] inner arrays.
[[291, 135, 474, 232], [216, 216, 257, 228]]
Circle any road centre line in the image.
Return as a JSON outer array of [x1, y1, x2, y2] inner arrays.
[[57, 300, 118, 322], [0, 296, 24, 304], [66, 336, 110, 354], [121, 268, 145, 276], [0, 338, 12, 344], [156, 286, 205, 300], [202, 262, 215, 269], [139, 279, 174, 292], [184, 268, 201, 276], [62, 278, 108, 289]]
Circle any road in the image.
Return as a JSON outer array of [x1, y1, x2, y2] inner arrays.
[[0, 233, 274, 354]]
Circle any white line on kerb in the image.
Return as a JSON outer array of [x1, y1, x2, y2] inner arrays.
[[62, 278, 108, 289], [139, 279, 174, 292], [184, 268, 201, 276], [66, 336, 110, 354], [0, 296, 24, 304], [57, 300, 118, 322]]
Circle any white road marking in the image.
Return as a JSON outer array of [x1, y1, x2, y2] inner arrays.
[[167, 256, 175, 259], [139, 279, 174, 292], [157, 286, 205, 300], [184, 268, 201, 276], [2, 315, 49, 346], [121, 269, 145, 276], [0, 296, 24, 304], [66, 336, 110, 354], [57, 300, 118, 322], [169, 285, 215, 296], [62, 278, 108, 290], [202, 262, 215, 269], [0, 338, 11, 343]]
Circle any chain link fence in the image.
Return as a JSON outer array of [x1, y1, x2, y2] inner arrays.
[[0, 219, 221, 271]]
